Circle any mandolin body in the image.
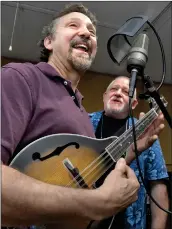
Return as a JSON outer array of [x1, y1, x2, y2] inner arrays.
[[10, 134, 118, 189]]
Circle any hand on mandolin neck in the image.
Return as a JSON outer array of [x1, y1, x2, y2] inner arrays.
[[125, 112, 164, 165]]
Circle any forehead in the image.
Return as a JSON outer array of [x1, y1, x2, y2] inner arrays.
[[58, 12, 94, 26], [110, 77, 130, 89]]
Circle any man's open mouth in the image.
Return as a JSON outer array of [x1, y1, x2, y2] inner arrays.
[[73, 44, 89, 53], [111, 99, 122, 104]]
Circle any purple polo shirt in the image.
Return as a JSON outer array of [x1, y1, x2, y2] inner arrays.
[[1, 62, 95, 164]]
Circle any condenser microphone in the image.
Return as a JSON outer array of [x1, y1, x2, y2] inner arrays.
[[127, 33, 149, 98]]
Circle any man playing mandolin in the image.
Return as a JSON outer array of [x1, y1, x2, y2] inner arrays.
[[1, 3, 165, 229]]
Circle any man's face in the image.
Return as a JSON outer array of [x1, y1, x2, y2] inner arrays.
[[46, 12, 97, 72], [103, 77, 137, 118]]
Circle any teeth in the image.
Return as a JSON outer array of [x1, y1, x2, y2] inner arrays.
[[75, 44, 88, 51]]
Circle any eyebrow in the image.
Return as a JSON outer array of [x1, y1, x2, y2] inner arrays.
[[68, 17, 96, 32], [111, 85, 129, 90]]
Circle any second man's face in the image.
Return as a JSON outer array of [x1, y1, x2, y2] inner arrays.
[[104, 77, 132, 118]]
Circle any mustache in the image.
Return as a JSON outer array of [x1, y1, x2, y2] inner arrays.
[[109, 96, 122, 103]]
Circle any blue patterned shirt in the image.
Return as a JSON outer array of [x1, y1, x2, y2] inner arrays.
[[89, 111, 168, 229]]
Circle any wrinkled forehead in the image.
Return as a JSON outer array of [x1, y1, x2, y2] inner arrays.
[[58, 12, 95, 28], [108, 77, 130, 91]]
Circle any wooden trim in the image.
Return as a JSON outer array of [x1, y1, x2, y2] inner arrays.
[[167, 164, 172, 172]]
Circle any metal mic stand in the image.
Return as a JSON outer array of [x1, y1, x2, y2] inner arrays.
[[140, 74, 172, 129]]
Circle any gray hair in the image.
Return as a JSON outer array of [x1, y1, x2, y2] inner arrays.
[[106, 76, 137, 100]]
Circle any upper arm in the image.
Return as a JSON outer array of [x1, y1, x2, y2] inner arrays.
[[1, 67, 33, 164], [145, 140, 168, 181]]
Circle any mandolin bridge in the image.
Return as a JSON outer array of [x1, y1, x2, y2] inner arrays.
[[63, 158, 88, 188]]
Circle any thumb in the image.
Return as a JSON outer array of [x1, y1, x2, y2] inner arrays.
[[115, 158, 127, 175]]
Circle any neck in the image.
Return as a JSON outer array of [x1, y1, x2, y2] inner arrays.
[[104, 111, 128, 120], [48, 56, 83, 92]]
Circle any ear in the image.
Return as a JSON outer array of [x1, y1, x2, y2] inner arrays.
[[131, 98, 138, 110], [44, 37, 53, 51]]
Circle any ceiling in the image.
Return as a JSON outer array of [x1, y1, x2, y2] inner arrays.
[[1, 1, 172, 84]]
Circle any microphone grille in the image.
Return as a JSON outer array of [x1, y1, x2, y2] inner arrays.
[[132, 33, 149, 51]]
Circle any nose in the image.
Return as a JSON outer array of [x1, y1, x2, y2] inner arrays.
[[114, 88, 122, 97], [78, 26, 91, 38]]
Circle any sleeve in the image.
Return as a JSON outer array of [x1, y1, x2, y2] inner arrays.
[[145, 139, 169, 181], [1, 66, 33, 164]]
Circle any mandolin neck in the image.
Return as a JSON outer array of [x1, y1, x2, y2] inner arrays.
[[105, 107, 159, 161]]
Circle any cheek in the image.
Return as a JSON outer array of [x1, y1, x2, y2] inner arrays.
[[57, 32, 72, 47], [62, 36, 71, 49], [103, 96, 109, 105], [91, 39, 97, 55], [124, 97, 129, 104], [53, 37, 70, 55], [65, 33, 73, 43], [122, 99, 129, 110], [109, 92, 115, 99]]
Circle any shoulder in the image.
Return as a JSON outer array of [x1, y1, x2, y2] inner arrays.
[[88, 111, 103, 131], [89, 111, 103, 120], [2, 62, 40, 80], [2, 62, 35, 72], [2, 62, 39, 83], [2, 62, 46, 90], [1, 62, 41, 103], [128, 116, 138, 125]]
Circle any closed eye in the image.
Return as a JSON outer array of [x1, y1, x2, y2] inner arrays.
[[110, 87, 118, 92], [69, 23, 78, 28], [89, 30, 96, 36]]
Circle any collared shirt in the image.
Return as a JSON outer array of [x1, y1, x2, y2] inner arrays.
[[1, 62, 95, 164], [89, 111, 168, 229]]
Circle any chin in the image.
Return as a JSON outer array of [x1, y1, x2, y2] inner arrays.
[[108, 107, 125, 115], [72, 58, 92, 72], [110, 105, 124, 112]]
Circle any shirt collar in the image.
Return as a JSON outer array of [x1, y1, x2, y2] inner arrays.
[[36, 62, 84, 101], [36, 62, 62, 78]]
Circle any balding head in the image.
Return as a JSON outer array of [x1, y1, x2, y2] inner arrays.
[[106, 76, 137, 100]]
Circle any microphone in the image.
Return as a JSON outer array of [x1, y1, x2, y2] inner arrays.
[[127, 33, 149, 98]]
